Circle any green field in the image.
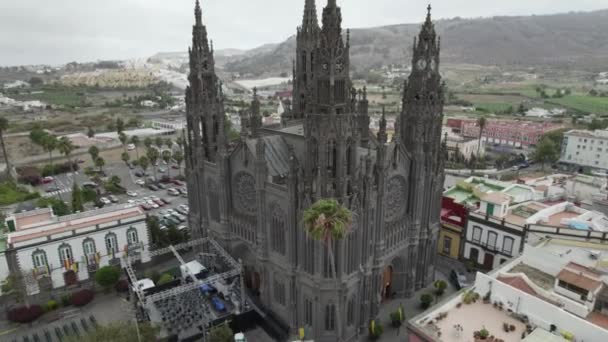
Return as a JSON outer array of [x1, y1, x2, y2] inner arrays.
[[548, 95, 608, 115], [13, 86, 89, 107], [0, 182, 40, 206]]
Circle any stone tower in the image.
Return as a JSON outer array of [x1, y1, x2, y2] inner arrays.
[[292, 0, 320, 120]]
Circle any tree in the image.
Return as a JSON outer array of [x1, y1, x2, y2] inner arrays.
[[0, 117, 13, 179], [146, 148, 159, 182], [303, 199, 352, 341], [42, 134, 58, 175], [420, 293, 434, 309], [532, 137, 559, 171], [157, 273, 174, 286], [146, 215, 164, 245], [476, 116, 487, 158], [95, 156, 105, 173], [143, 137, 152, 149], [29, 77, 43, 86], [87, 126, 95, 138], [118, 132, 128, 153], [208, 322, 233, 342], [116, 118, 125, 134], [88, 146, 100, 164], [57, 136, 76, 174], [71, 183, 84, 212], [517, 103, 526, 115], [139, 156, 149, 180], [121, 152, 130, 167], [162, 150, 172, 177], [155, 136, 164, 151], [64, 321, 159, 342], [130, 135, 140, 160], [165, 138, 173, 149], [37, 197, 71, 216], [434, 279, 447, 296], [95, 266, 121, 290], [173, 150, 184, 176], [175, 136, 185, 152]]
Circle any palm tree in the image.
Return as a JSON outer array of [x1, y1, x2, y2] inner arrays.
[[0, 117, 13, 179], [162, 150, 172, 178], [119, 132, 128, 153], [57, 136, 76, 174], [176, 136, 185, 153], [121, 152, 130, 167], [173, 150, 184, 177], [143, 137, 152, 150], [95, 156, 105, 174], [87, 126, 95, 138], [88, 146, 100, 164], [146, 148, 159, 182], [303, 199, 353, 341], [476, 116, 487, 158], [130, 135, 140, 160], [116, 118, 125, 134], [139, 156, 149, 183], [42, 135, 58, 175]]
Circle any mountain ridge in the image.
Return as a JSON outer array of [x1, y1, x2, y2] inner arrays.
[[216, 9, 608, 75]]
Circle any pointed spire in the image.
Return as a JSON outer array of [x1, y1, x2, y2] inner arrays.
[[327, 0, 337, 7], [302, 0, 319, 31], [195, 0, 202, 26], [378, 106, 388, 144], [426, 4, 432, 22]]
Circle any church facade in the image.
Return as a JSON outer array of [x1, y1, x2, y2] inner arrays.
[[184, 1, 446, 341]]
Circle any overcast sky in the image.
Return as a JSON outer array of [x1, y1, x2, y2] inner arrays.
[[1, 0, 607, 66]]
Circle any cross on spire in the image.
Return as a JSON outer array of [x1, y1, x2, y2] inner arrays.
[[426, 4, 432, 22]]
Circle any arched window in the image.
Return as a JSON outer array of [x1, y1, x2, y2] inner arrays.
[[58, 243, 73, 265], [270, 204, 286, 255], [105, 232, 118, 255], [83, 238, 96, 257], [127, 227, 139, 245], [327, 140, 336, 177], [32, 249, 48, 270]]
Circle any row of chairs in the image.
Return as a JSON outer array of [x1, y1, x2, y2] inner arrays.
[[11, 316, 97, 342]]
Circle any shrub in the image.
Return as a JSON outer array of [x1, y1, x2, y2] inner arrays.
[[369, 320, 384, 340], [7, 305, 44, 323], [41, 161, 79, 177], [462, 290, 480, 304], [61, 294, 72, 307], [115, 279, 129, 293], [157, 273, 174, 286], [434, 280, 447, 296], [95, 266, 121, 289], [390, 306, 405, 327], [44, 300, 59, 312], [420, 293, 434, 309], [145, 270, 161, 284], [71, 289, 95, 306]]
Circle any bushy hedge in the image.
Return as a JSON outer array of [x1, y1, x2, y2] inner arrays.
[[7, 305, 44, 323], [71, 289, 95, 306], [42, 161, 79, 177], [44, 300, 59, 312]]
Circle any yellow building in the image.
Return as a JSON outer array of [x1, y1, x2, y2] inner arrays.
[[437, 197, 467, 260]]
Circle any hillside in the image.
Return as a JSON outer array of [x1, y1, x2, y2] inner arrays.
[[223, 9, 608, 76]]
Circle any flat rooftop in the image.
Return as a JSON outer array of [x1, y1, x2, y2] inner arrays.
[[508, 263, 555, 290], [7, 205, 145, 245]]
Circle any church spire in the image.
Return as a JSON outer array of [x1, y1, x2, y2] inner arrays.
[[378, 106, 388, 144], [301, 0, 319, 32], [195, 0, 202, 26]]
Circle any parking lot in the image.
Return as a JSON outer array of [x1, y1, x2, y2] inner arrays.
[[35, 160, 189, 228]]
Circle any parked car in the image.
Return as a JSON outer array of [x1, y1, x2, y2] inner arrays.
[[148, 184, 159, 191], [127, 191, 138, 197], [168, 188, 180, 196], [161, 198, 171, 205], [156, 183, 167, 190], [152, 199, 165, 207], [135, 179, 145, 186], [179, 204, 189, 212], [172, 180, 185, 186], [172, 214, 186, 223], [171, 165, 180, 170], [177, 187, 187, 195], [134, 171, 144, 178], [127, 144, 136, 151], [176, 207, 188, 215], [450, 270, 470, 290], [141, 203, 153, 211], [178, 225, 188, 232], [158, 167, 166, 173], [147, 201, 159, 209], [211, 296, 226, 312], [108, 195, 119, 203], [46, 186, 61, 193], [100, 197, 111, 205], [41, 176, 54, 184]]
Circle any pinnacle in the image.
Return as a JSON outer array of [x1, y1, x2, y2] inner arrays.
[[195, 0, 202, 26]]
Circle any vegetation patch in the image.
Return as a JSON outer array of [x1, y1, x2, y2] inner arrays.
[[0, 181, 40, 206]]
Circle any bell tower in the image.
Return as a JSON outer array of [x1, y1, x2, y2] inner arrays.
[[303, 0, 358, 201]]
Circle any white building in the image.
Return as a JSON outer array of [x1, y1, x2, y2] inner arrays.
[[150, 119, 186, 131], [561, 129, 608, 171], [409, 235, 608, 342], [0, 206, 150, 295]]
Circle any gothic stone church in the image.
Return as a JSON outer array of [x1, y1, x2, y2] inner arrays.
[[184, 1, 446, 340]]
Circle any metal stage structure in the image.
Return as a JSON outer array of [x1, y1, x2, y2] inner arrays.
[[121, 238, 259, 341]]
